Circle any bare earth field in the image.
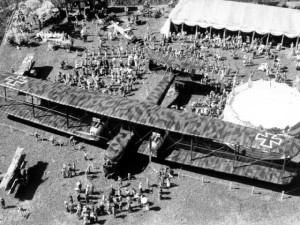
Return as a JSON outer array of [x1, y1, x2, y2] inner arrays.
[[1, 113, 300, 225], [1, 6, 300, 225]]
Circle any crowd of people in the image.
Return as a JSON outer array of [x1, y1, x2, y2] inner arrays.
[[190, 90, 227, 118], [55, 43, 149, 97], [148, 29, 300, 117], [63, 166, 175, 224], [160, 29, 297, 86], [47, 3, 297, 123]]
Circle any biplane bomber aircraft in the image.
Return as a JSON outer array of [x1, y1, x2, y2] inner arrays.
[[0, 69, 300, 185], [107, 21, 136, 41]]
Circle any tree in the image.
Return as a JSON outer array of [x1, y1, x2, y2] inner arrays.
[[25, 0, 41, 12], [49, 0, 65, 8], [35, 0, 54, 20]]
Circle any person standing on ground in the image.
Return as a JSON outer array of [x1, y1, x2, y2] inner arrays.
[[72, 162, 76, 176], [67, 164, 72, 178], [61, 164, 67, 178], [34, 130, 40, 141], [127, 172, 131, 181], [69, 136, 75, 147], [138, 182, 143, 195], [146, 177, 151, 192], [158, 186, 162, 201], [117, 176, 122, 188], [0, 197, 5, 209], [85, 193, 90, 205], [112, 203, 116, 218], [64, 201, 70, 213], [76, 193, 81, 202]]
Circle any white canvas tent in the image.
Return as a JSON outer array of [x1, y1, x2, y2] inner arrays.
[[223, 80, 300, 130], [161, 0, 300, 39]]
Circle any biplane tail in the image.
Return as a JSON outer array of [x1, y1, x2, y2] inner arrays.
[[0, 147, 25, 192]]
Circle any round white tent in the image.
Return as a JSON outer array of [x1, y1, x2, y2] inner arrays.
[[161, 0, 300, 39], [223, 79, 300, 130]]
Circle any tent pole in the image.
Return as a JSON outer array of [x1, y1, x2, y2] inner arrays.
[[238, 30, 241, 37], [31, 96, 35, 118], [281, 35, 284, 46], [181, 23, 183, 34], [66, 106, 69, 128], [195, 25, 198, 36], [3, 87, 6, 102], [251, 31, 255, 43], [296, 36, 299, 50], [282, 155, 286, 173], [209, 27, 212, 39], [223, 29, 226, 40], [266, 33, 270, 45]]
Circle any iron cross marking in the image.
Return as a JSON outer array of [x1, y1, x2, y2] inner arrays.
[[255, 133, 282, 149], [5, 75, 28, 87]]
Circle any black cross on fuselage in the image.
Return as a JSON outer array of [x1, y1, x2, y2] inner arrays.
[[255, 133, 282, 148], [5, 75, 28, 87]]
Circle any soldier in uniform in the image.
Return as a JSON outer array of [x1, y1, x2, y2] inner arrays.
[[106, 200, 111, 214], [0, 197, 5, 209], [146, 177, 151, 191], [61, 164, 67, 178], [138, 182, 143, 195], [34, 130, 40, 142], [90, 184, 94, 195], [20, 167, 28, 185], [109, 184, 116, 197], [64, 201, 70, 213], [75, 180, 82, 193], [85, 165, 91, 179], [158, 186, 163, 201], [68, 194, 74, 205], [98, 201, 105, 216], [124, 188, 130, 197], [69, 136, 76, 147], [76, 193, 81, 202], [72, 162, 76, 177], [49, 134, 57, 146], [117, 195, 123, 212], [90, 210, 96, 223], [126, 196, 132, 213], [76, 203, 82, 218], [127, 173, 131, 181], [67, 164, 72, 178], [111, 203, 116, 218], [85, 193, 90, 205], [117, 176, 123, 188]]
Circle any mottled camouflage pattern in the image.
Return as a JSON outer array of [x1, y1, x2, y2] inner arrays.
[[145, 48, 201, 71], [138, 142, 297, 185], [145, 73, 175, 105], [0, 98, 95, 140], [288, 121, 300, 136], [0, 72, 300, 160], [105, 129, 134, 162]]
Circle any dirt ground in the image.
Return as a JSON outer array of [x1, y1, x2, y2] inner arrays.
[[1, 5, 300, 225], [1, 113, 300, 225]]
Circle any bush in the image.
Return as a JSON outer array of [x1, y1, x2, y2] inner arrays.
[[14, 32, 24, 45], [25, 0, 41, 11], [6, 28, 30, 46], [6, 29, 15, 44], [35, 0, 54, 20]]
